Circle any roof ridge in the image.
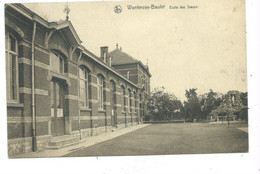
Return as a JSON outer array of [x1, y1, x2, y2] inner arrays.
[[108, 48, 151, 77], [108, 48, 139, 64]]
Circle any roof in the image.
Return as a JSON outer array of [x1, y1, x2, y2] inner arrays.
[[108, 48, 139, 65], [8, 3, 82, 45], [108, 48, 151, 77]]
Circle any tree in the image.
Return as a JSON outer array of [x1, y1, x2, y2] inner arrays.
[[145, 87, 183, 121], [200, 89, 223, 120], [239, 92, 248, 121], [183, 88, 201, 121], [240, 92, 248, 106]]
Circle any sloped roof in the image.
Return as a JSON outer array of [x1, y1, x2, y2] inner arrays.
[[9, 3, 82, 45], [108, 48, 139, 65], [108, 48, 152, 77]]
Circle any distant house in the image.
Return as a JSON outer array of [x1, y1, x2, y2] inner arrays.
[[209, 91, 247, 122]]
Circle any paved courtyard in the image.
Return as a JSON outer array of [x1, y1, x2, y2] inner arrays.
[[64, 122, 248, 157]]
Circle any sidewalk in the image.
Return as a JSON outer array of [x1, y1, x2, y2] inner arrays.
[[12, 124, 149, 158], [237, 127, 248, 133]]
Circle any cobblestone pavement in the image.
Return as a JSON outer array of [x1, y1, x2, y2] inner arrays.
[[64, 122, 248, 157]]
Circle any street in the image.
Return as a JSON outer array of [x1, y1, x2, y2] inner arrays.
[[63, 122, 248, 157]]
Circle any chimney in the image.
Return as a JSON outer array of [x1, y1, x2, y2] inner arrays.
[[100, 46, 108, 63]]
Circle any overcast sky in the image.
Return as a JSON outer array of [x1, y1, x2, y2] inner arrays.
[[23, 0, 247, 101]]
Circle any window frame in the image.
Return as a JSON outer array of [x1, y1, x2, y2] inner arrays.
[[134, 91, 137, 113], [6, 32, 19, 103], [97, 75, 104, 109], [128, 89, 132, 113], [79, 67, 90, 108], [121, 86, 126, 112], [110, 80, 116, 105], [50, 51, 65, 74]]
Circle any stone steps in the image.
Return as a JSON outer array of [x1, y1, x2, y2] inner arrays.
[[47, 135, 80, 150]]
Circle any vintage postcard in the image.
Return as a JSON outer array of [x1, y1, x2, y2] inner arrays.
[[1, 0, 259, 173]]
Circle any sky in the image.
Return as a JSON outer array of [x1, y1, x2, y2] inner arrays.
[[23, 0, 247, 101]]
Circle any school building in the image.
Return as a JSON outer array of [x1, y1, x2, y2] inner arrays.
[[5, 3, 151, 156]]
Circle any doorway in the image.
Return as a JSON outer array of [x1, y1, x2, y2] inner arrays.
[[50, 80, 65, 136]]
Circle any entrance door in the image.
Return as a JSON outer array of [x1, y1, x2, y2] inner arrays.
[[50, 80, 65, 136]]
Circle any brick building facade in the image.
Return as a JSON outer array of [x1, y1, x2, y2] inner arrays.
[[5, 4, 151, 156]]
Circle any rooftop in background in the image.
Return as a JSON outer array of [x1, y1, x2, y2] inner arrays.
[[109, 48, 139, 65], [109, 48, 151, 77]]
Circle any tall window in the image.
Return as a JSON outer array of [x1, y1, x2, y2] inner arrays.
[[79, 67, 89, 107], [97, 75, 104, 109], [6, 33, 19, 102], [144, 78, 147, 91], [121, 86, 126, 111], [128, 89, 132, 112], [110, 81, 116, 105], [134, 91, 137, 112], [50, 52, 65, 74]]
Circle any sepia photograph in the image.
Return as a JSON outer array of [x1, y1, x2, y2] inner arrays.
[[1, 0, 259, 173]]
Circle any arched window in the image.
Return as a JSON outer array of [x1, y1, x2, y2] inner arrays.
[[79, 67, 90, 107], [134, 91, 137, 112], [128, 89, 132, 113], [121, 85, 126, 111], [110, 80, 116, 105], [97, 75, 104, 109], [144, 77, 147, 91], [50, 51, 65, 74], [6, 32, 19, 102], [142, 77, 145, 89]]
